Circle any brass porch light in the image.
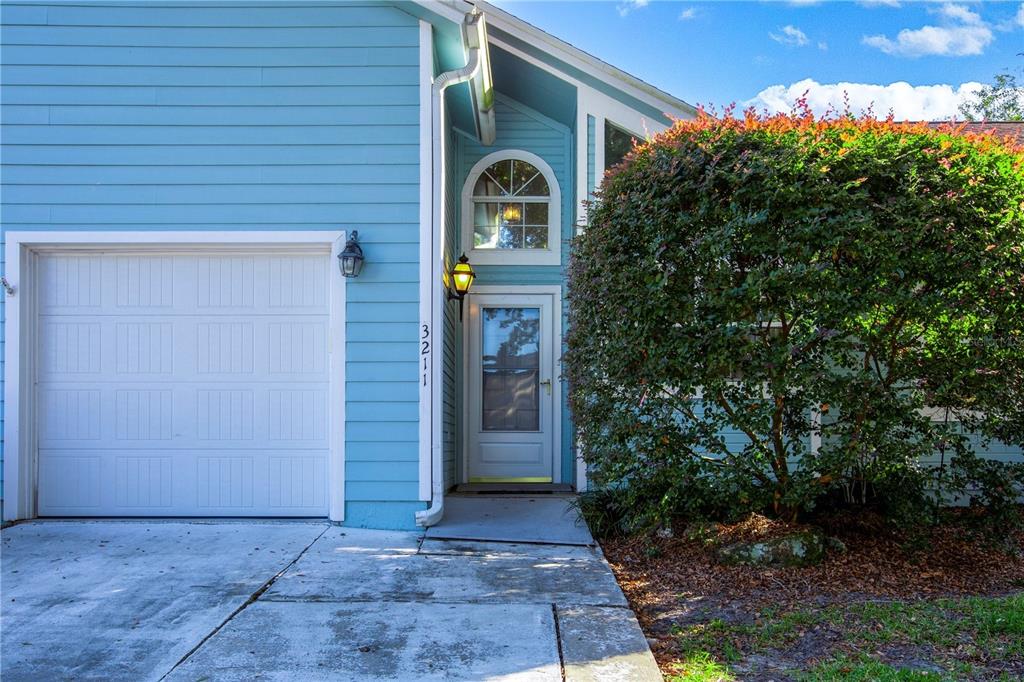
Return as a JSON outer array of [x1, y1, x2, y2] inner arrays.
[[446, 253, 475, 321]]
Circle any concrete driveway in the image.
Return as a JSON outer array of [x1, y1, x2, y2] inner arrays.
[[1, 521, 660, 681]]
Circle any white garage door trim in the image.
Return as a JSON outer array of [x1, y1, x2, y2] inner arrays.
[[3, 231, 346, 523]]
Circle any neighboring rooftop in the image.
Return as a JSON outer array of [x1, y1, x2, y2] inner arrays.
[[929, 121, 1024, 145]]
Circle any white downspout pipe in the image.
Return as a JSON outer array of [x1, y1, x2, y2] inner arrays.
[[415, 15, 483, 528]]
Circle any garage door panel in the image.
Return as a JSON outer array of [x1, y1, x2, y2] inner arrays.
[[38, 315, 329, 381], [38, 449, 328, 516], [38, 254, 331, 315], [38, 254, 103, 312], [36, 251, 331, 517], [37, 382, 330, 448]]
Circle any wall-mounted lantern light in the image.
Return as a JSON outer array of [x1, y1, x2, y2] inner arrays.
[[338, 231, 364, 278], [446, 253, 475, 321]]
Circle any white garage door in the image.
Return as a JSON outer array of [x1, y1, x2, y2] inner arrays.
[[36, 251, 332, 517]]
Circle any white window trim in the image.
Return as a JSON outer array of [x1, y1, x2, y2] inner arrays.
[[2, 230, 346, 523], [575, 84, 676, 225], [461, 149, 561, 266]]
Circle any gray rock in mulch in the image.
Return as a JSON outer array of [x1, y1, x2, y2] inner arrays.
[[716, 530, 831, 567]]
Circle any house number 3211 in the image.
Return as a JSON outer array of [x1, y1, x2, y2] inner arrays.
[[421, 324, 430, 387]]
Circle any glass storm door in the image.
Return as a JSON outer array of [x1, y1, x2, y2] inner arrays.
[[466, 294, 555, 483]]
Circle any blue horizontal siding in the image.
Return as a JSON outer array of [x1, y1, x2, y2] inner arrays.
[[346, 362, 417, 382], [1, 26, 419, 47], [348, 341, 417, 362], [3, 85, 419, 106], [2, 45, 420, 67], [348, 302, 418, 323], [3, 165, 419, 184], [2, 144, 419, 165], [347, 481, 418, 500], [3, 184, 418, 204], [1, 203, 417, 223], [348, 460, 422, 481], [2, 125, 419, 145], [347, 422, 418, 442], [13, 104, 419, 125], [2, 65, 418, 86], [347, 322, 418, 342], [344, 441, 418, 462], [346, 381, 418, 402], [0, 1, 426, 524]]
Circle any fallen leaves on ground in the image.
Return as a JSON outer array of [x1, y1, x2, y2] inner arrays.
[[601, 511, 1024, 679]]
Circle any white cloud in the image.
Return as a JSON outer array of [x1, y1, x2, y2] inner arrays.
[[862, 3, 994, 57], [678, 7, 698, 21], [770, 25, 810, 47], [936, 3, 983, 26], [616, 0, 648, 17], [863, 25, 993, 56], [746, 78, 985, 121], [859, 0, 901, 7], [818, 41, 829, 51], [1017, 4, 1024, 28]]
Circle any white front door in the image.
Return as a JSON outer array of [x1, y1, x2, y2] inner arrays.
[[466, 293, 556, 483], [34, 250, 333, 517]]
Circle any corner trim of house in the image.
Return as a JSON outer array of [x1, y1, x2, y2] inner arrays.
[[418, 18, 435, 503], [1, 230, 346, 523]]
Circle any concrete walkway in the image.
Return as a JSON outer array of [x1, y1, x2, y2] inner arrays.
[[1, 521, 661, 681], [426, 496, 595, 546]]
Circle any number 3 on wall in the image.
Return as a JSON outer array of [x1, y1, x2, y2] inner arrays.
[[421, 324, 430, 387]]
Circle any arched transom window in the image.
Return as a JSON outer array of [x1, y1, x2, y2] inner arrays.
[[462, 150, 561, 265]]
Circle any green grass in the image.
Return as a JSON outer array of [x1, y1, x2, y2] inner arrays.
[[798, 656, 946, 681], [665, 651, 736, 682], [664, 594, 1023, 680]]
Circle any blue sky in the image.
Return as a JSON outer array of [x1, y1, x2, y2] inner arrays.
[[493, 1, 1024, 119]]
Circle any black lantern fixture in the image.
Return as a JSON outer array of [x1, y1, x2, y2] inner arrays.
[[446, 253, 475, 321], [337, 230, 364, 278]]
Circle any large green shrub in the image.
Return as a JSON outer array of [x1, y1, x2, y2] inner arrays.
[[566, 112, 1024, 525]]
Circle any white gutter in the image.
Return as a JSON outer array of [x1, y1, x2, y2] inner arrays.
[[415, 11, 486, 528]]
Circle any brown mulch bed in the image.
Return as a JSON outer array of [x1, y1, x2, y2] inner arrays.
[[601, 511, 1024, 676]]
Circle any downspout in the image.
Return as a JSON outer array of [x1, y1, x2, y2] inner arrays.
[[415, 12, 484, 528]]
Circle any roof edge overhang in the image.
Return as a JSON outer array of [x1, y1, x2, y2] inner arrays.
[[462, 11, 497, 145], [410, 0, 496, 144], [414, 0, 697, 122]]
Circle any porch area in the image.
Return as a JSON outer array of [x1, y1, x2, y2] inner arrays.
[[426, 494, 594, 546]]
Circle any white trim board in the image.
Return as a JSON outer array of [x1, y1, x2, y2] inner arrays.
[[460, 285, 563, 485], [574, 85, 675, 225], [418, 18, 435, 502], [2, 230, 347, 523]]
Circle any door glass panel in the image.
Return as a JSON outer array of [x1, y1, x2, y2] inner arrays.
[[481, 307, 540, 431]]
